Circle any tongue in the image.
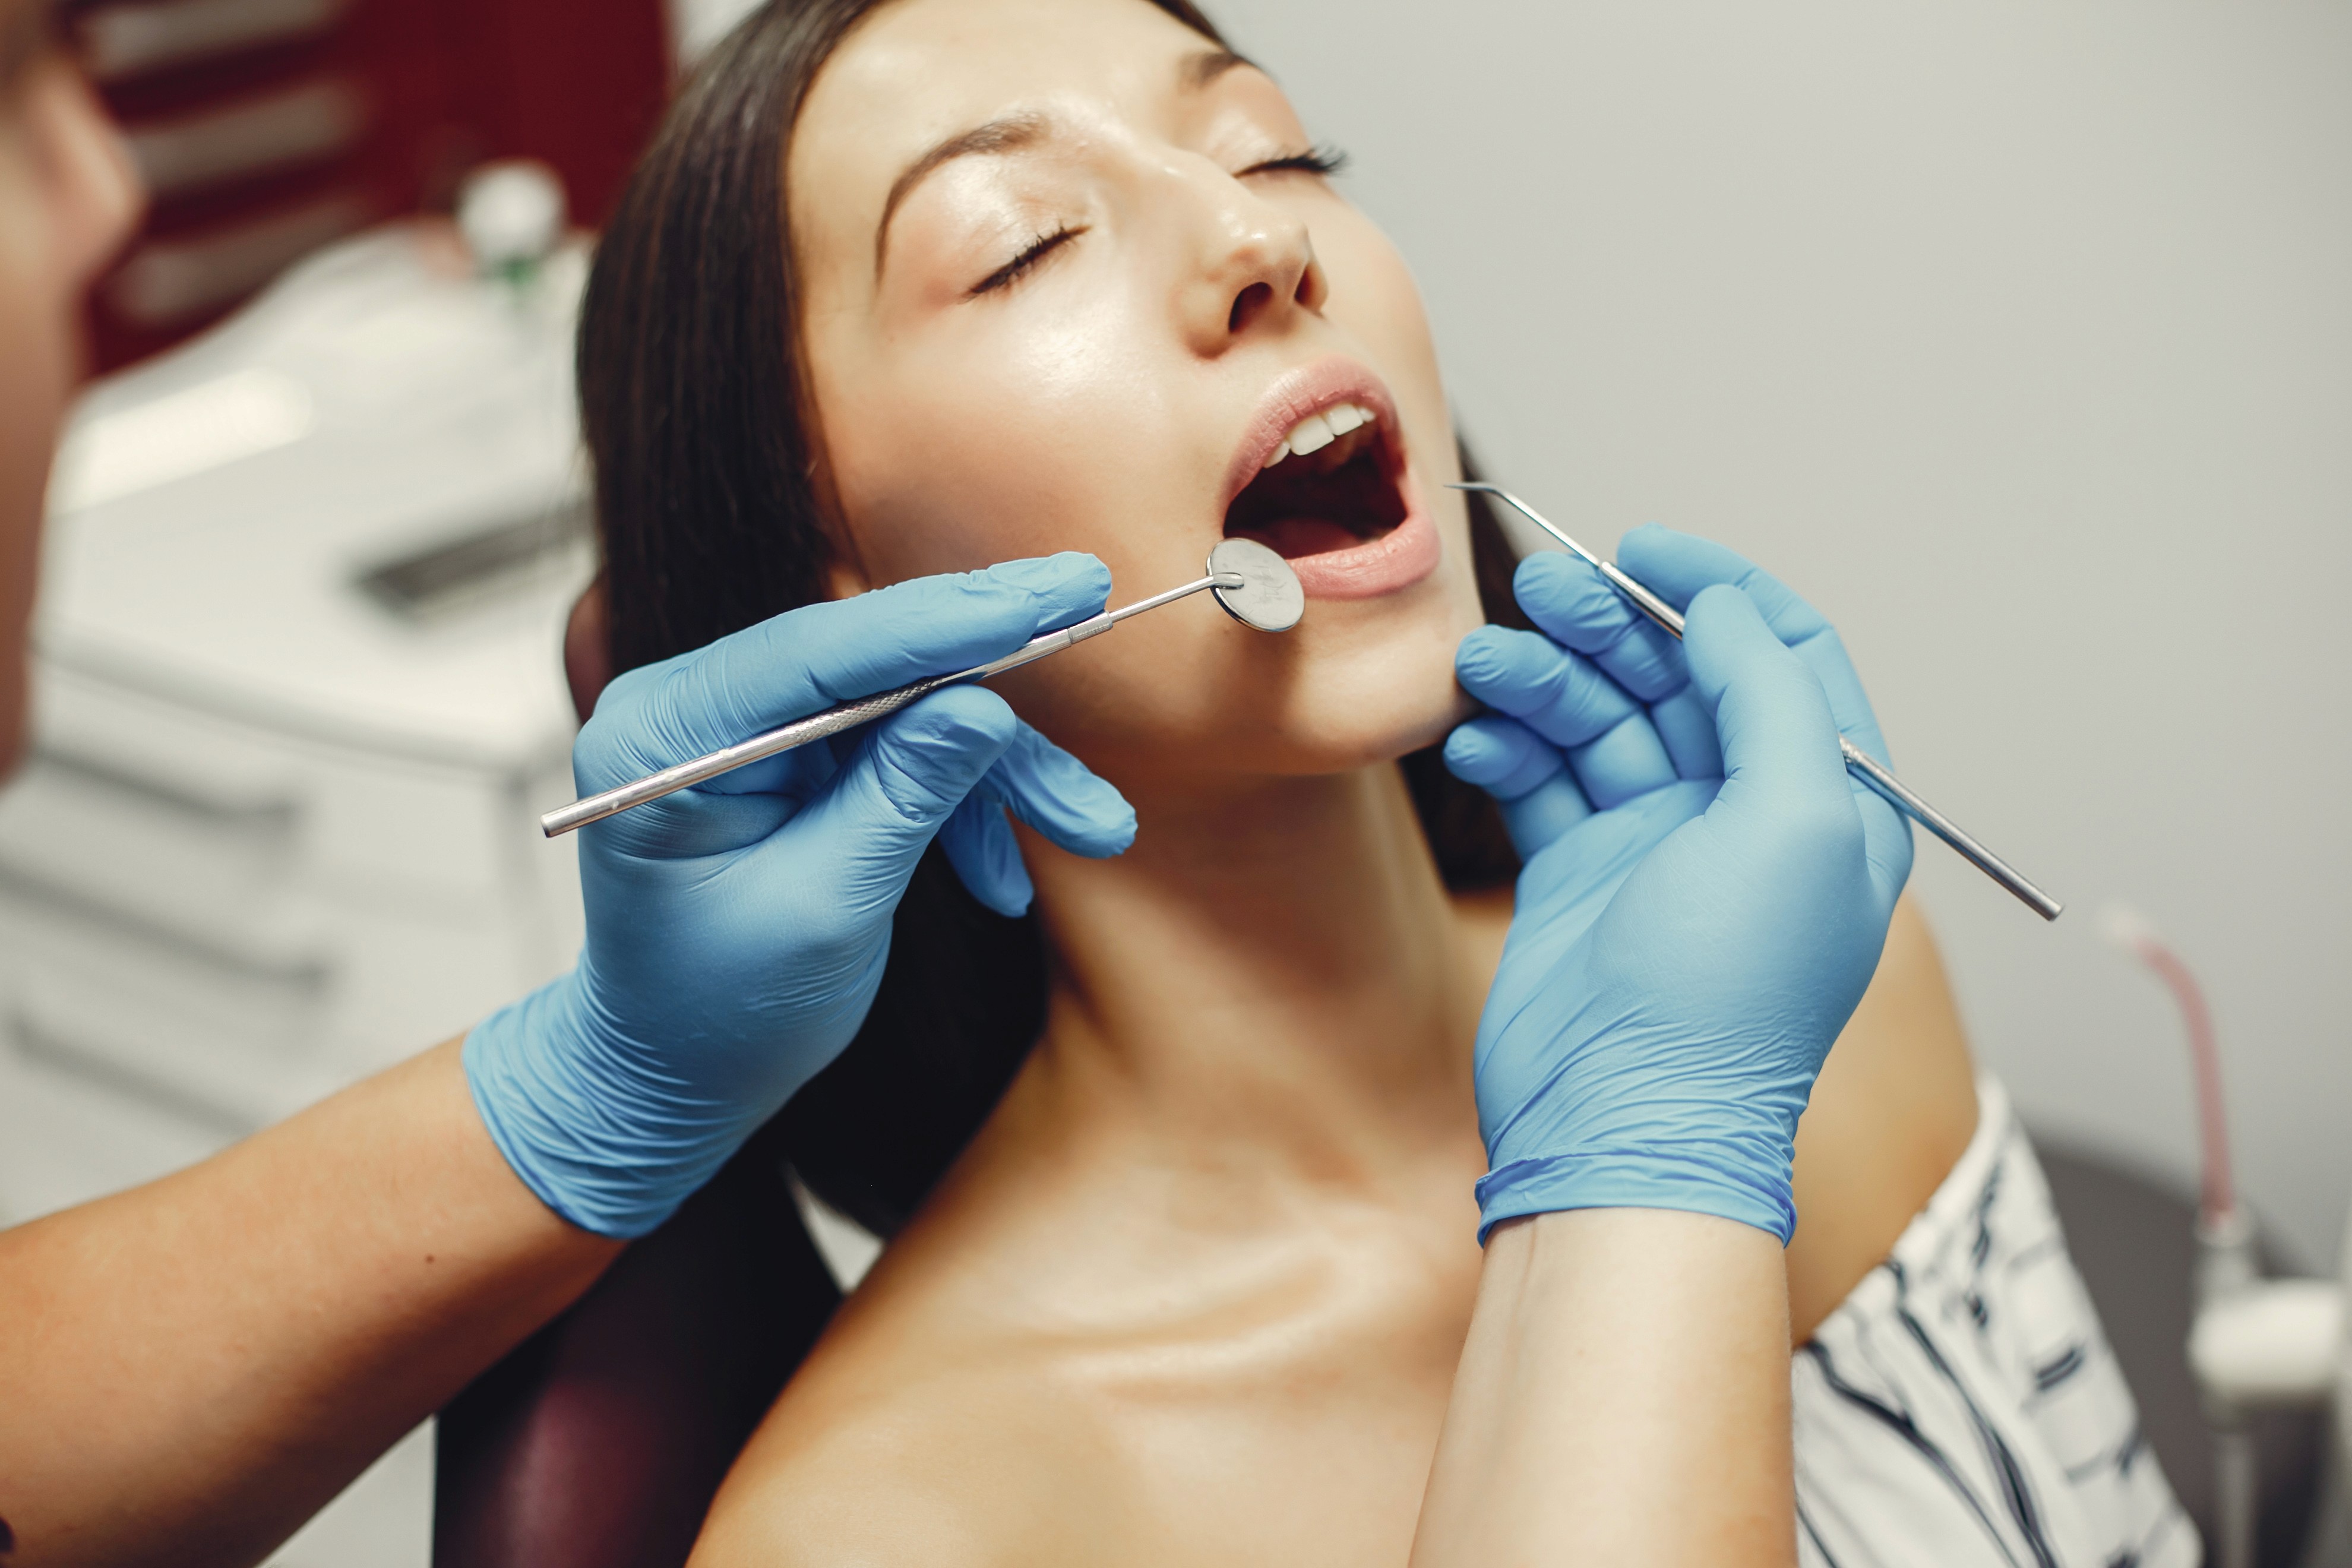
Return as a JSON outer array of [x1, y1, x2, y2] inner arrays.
[[1233, 515, 1364, 559]]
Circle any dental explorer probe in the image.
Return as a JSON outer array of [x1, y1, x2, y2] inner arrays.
[[1450, 483, 2062, 922], [541, 537, 1305, 838]]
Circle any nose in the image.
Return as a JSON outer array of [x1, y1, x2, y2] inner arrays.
[[1169, 162, 1326, 357]]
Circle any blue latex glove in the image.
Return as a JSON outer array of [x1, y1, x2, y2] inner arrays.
[[1445, 527, 1912, 1243], [466, 555, 1137, 1237]]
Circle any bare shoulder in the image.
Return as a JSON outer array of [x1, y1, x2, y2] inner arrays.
[[690, 1313, 1124, 1568], [1788, 892, 1980, 1338]]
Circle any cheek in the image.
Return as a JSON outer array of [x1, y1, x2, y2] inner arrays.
[[1317, 217, 1451, 454], [817, 290, 1196, 587]]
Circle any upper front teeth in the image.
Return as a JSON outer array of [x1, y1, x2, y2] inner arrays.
[[1262, 402, 1374, 467]]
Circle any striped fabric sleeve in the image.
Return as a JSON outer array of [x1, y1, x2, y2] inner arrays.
[[1791, 1079, 2198, 1568]]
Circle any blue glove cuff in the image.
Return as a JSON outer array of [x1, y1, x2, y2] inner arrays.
[[1474, 1147, 1797, 1247], [464, 972, 734, 1239]]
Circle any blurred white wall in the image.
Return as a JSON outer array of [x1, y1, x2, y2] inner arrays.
[[1209, 0, 2352, 1264], [670, 0, 762, 65]]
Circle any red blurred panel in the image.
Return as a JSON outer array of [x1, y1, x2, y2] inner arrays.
[[77, 0, 668, 371], [432, 0, 671, 230]]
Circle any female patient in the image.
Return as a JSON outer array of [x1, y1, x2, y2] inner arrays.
[[571, 0, 2191, 1561]]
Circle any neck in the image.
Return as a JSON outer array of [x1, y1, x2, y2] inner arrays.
[[1018, 763, 1487, 1173]]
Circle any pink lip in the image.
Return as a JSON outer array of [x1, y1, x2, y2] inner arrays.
[[1220, 355, 1441, 600]]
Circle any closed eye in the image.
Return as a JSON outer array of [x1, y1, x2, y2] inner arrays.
[[1236, 144, 1349, 180], [972, 224, 1083, 296]]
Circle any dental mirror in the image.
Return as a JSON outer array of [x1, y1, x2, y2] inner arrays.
[[1207, 536, 1304, 633]]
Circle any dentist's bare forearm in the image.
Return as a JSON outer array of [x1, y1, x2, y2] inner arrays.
[[0, 1039, 620, 1568], [1411, 1208, 1796, 1568]]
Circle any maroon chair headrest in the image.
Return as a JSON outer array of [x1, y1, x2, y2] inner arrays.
[[433, 1133, 839, 1567]]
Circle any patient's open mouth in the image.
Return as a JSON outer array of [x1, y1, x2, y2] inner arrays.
[[1222, 402, 1409, 561]]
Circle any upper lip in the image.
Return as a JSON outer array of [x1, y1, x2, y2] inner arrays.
[[1218, 355, 1407, 520]]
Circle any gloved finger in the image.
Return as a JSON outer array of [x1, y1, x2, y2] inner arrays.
[[1564, 716, 1677, 811], [580, 554, 1111, 785], [1616, 526, 1892, 770], [578, 706, 871, 864], [1682, 586, 1905, 912], [940, 795, 1034, 916], [1682, 586, 1850, 810], [1510, 552, 1687, 704], [970, 722, 1136, 859], [581, 772, 807, 864], [1442, 715, 1592, 859], [1452, 626, 1676, 808], [1443, 715, 1564, 801], [1616, 524, 1822, 631], [1618, 528, 1908, 897], [1497, 773, 1597, 860], [1459, 605, 1716, 782], [769, 685, 1022, 922], [691, 724, 844, 799], [1456, 626, 1651, 751], [1647, 687, 1724, 780], [1462, 605, 1716, 782]]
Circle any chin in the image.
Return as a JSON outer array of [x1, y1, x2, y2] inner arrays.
[[1266, 638, 1477, 775], [1232, 552, 1483, 777], [1319, 694, 1474, 774]]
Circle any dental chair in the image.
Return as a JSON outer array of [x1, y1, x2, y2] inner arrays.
[[431, 1116, 837, 1567], [2033, 1145, 2324, 1568]]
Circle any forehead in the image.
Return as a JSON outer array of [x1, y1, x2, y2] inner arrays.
[[792, 0, 1223, 220]]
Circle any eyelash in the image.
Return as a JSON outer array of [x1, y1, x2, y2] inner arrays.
[[973, 224, 1082, 296], [1238, 143, 1351, 179], [967, 144, 1348, 298]]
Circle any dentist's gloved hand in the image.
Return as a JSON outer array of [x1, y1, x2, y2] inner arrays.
[[1444, 528, 1912, 1243], [467, 555, 1136, 1237]]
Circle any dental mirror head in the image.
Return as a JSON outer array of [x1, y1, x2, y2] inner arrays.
[[1207, 537, 1304, 633]]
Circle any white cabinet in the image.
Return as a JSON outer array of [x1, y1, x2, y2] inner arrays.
[[0, 221, 590, 1225]]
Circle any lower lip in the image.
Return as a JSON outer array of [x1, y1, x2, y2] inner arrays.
[[1250, 478, 1441, 600]]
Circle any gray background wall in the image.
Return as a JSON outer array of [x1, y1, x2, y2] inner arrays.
[[1208, 0, 2352, 1266]]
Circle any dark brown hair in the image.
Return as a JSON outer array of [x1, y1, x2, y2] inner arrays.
[[578, 0, 1525, 1237]]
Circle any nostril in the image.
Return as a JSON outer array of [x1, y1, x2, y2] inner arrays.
[[1227, 281, 1273, 334]]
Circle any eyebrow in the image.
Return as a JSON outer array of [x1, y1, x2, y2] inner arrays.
[[872, 46, 1259, 275], [1180, 47, 1250, 91], [875, 111, 1049, 271]]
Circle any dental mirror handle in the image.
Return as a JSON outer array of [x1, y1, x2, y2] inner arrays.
[[539, 571, 1234, 838], [1450, 482, 2063, 922]]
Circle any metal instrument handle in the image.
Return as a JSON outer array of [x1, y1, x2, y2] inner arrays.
[[539, 675, 957, 837], [539, 571, 1242, 838]]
